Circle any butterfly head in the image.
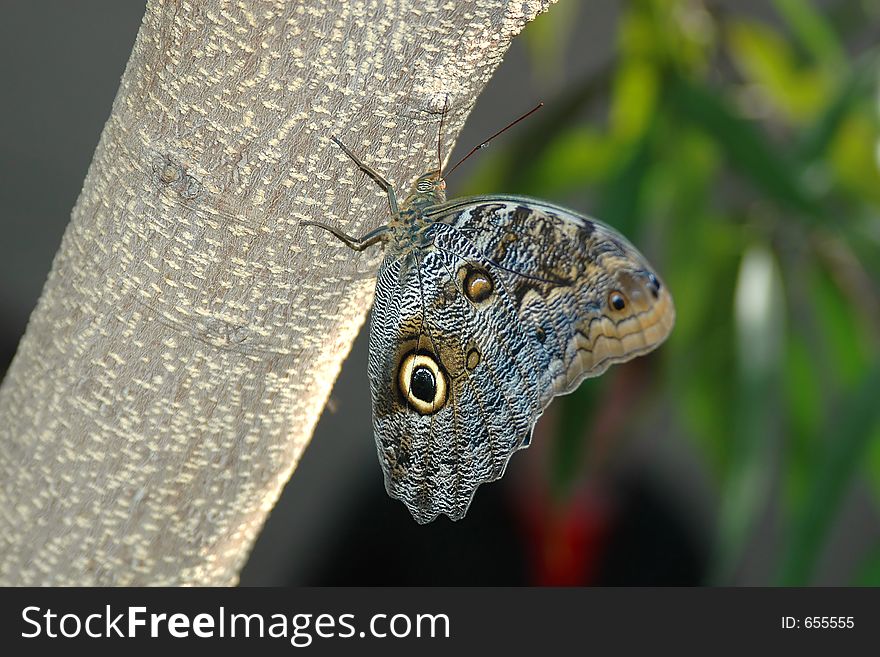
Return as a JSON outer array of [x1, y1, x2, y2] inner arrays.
[[402, 170, 447, 212]]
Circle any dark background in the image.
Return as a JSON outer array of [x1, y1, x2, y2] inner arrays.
[[2, 1, 878, 586]]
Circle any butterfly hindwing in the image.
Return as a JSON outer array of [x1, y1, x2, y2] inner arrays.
[[369, 198, 675, 522], [369, 236, 538, 523]]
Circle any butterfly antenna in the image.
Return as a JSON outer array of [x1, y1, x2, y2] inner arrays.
[[437, 94, 448, 174], [443, 101, 544, 179]]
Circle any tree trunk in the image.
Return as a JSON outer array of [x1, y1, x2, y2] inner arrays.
[[0, 0, 554, 585]]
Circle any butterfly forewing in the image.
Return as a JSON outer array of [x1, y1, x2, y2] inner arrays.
[[431, 198, 675, 388]]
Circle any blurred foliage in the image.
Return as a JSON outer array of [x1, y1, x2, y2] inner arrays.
[[459, 0, 880, 584]]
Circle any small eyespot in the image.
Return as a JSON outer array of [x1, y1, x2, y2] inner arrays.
[[398, 352, 447, 415], [466, 347, 481, 371], [647, 272, 661, 298], [609, 291, 626, 311], [463, 267, 494, 303]]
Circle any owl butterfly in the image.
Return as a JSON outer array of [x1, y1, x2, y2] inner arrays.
[[304, 108, 675, 524]]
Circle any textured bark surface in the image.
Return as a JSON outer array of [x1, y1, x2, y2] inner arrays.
[[0, 0, 554, 585]]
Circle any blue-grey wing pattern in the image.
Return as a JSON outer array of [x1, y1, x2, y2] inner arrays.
[[368, 198, 674, 523], [430, 198, 675, 394], [368, 233, 540, 523]]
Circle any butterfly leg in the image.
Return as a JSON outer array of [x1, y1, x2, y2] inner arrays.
[[330, 136, 400, 217], [301, 221, 390, 252]]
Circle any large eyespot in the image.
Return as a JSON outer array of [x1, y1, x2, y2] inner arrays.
[[398, 352, 448, 415], [462, 267, 494, 303], [608, 290, 627, 311]]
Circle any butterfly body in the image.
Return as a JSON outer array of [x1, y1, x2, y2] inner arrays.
[[305, 140, 674, 524]]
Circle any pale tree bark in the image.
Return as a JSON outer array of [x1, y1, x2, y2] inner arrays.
[[0, 0, 554, 585]]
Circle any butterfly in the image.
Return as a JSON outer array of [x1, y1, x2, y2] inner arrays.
[[303, 117, 675, 524]]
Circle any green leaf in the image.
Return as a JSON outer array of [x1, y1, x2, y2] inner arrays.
[[610, 59, 660, 140], [778, 363, 880, 584], [782, 329, 823, 509], [809, 264, 870, 388], [828, 110, 880, 204], [462, 65, 615, 196], [668, 75, 822, 220], [553, 377, 603, 494], [771, 0, 845, 67], [529, 127, 620, 194], [642, 126, 740, 472], [868, 422, 880, 505], [726, 19, 830, 122], [852, 545, 880, 585], [596, 126, 655, 236], [795, 61, 871, 162], [712, 244, 787, 583]]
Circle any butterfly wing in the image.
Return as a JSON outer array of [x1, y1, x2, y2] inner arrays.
[[369, 233, 543, 524], [430, 197, 676, 395], [369, 198, 674, 523]]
